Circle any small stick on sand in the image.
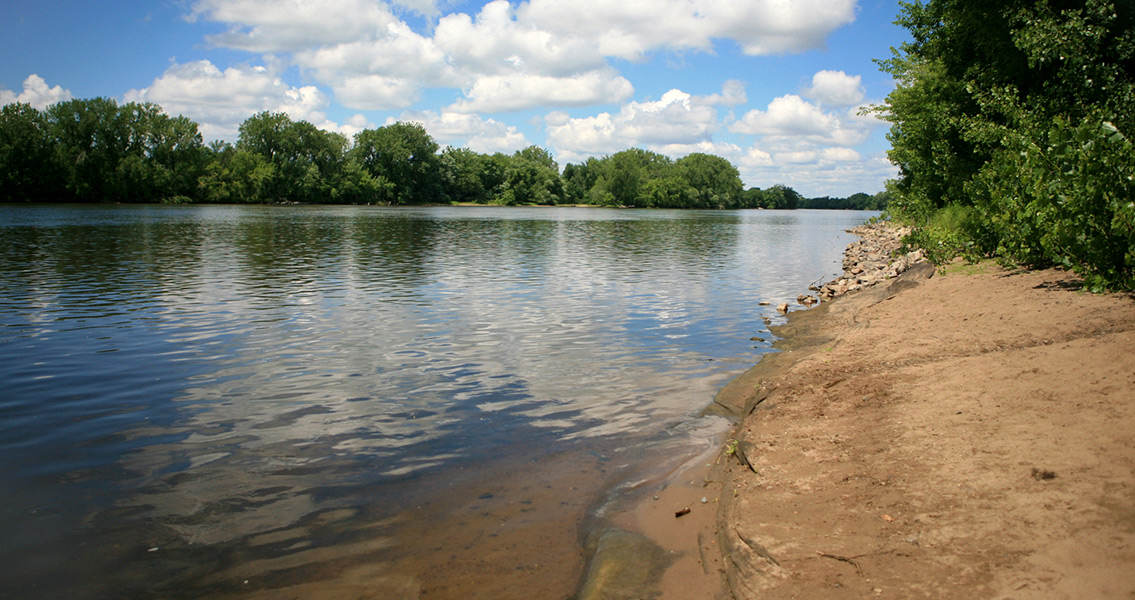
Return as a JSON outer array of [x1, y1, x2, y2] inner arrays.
[[816, 551, 863, 576]]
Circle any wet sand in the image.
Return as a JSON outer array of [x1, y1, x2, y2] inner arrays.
[[672, 260, 1135, 598]]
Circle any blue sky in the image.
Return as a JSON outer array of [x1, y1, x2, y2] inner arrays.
[[1, 0, 910, 196]]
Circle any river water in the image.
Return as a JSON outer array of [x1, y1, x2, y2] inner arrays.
[[0, 204, 872, 599]]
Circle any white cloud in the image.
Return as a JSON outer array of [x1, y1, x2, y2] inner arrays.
[[322, 113, 374, 139], [729, 94, 876, 147], [450, 70, 634, 114], [701, 80, 748, 107], [519, 0, 857, 58], [737, 146, 774, 169], [765, 145, 858, 166], [648, 140, 744, 161], [393, 110, 530, 153], [730, 94, 833, 136], [187, 0, 860, 118], [735, 146, 895, 195], [545, 82, 741, 157], [804, 70, 864, 106], [701, 0, 859, 55], [296, 21, 457, 110], [435, 2, 607, 77], [190, 0, 401, 52], [124, 60, 337, 140], [820, 147, 861, 162], [0, 75, 73, 109]]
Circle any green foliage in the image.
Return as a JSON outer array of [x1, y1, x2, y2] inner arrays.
[[11, 97, 208, 203], [977, 118, 1135, 291], [350, 122, 442, 204], [559, 148, 743, 209], [498, 148, 564, 205], [0, 103, 62, 201], [237, 111, 351, 203], [440, 147, 492, 204], [877, 0, 1135, 291], [5, 95, 888, 215], [675, 153, 743, 209], [743, 184, 802, 209], [799, 191, 890, 210], [901, 204, 989, 266]]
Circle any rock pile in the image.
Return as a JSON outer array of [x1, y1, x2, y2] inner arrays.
[[814, 220, 927, 302]]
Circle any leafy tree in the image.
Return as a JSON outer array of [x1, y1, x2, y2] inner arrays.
[[46, 97, 128, 201], [440, 147, 490, 204], [875, 0, 1135, 290], [499, 149, 563, 205], [798, 191, 889, 210], [236, 111, 349, 203], [41, 98, 206, 202], [562, 158, 602, 204], [604, 149, 647, 207], [513, 145, 559, 172], [350, 122, 442, 204], [114, 102, 207, 201], [675, 153, 743, 209], [0, 103, 62, 201], [643, 175, 692, 208]]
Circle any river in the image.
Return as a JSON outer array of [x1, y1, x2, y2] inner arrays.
[[0, 204, 873, 599]]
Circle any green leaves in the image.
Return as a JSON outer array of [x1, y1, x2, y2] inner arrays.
[[879, 0, 1135, 291]]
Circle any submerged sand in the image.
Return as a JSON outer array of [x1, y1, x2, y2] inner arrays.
[[699, 261, 1135, 599]]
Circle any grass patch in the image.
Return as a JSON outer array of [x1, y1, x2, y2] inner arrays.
[[941, 259, 999, 276]]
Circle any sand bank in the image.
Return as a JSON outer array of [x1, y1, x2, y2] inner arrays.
[[706, 260, 1135, 598]]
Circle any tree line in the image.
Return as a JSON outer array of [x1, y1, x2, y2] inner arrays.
[[876, 0, 1134, 291], [0, 98, 884, 210]]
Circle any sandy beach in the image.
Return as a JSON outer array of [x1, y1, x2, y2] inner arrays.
[[690, 258, 1135, 599]]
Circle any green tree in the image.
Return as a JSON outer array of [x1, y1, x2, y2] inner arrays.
[[498, 149, 564, 205], [47, 97, 127, 201], [440, 147, 489, 204], [0, 103, 62, 201], [876, 0, 1135, 289], [236, 111, 349, 203], [350, 122, 442, 204], [513, 145, 559, 172], [562, 158, 603, 204], [675, 153, 743, 208]]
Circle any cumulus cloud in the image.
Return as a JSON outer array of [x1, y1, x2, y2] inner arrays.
[[124, 60, 341, 140], [190, 0, 402, 52], [519, 0, 858, 58], [393, 110, 530, 153], [187, 0, 859, 116], [702, 0, 858, 55], [545, 82, 742, 158], [730, 94, 833, 136], [0, 75, 73, 109], [804, 70, 864, 106], [435, 2, 607, 77], [450, 70, 634, 114], [729, 94, 874, 146], [296, 20, 458, 110]]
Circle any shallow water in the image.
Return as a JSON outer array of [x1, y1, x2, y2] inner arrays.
[[0, 204, 872, 598]]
